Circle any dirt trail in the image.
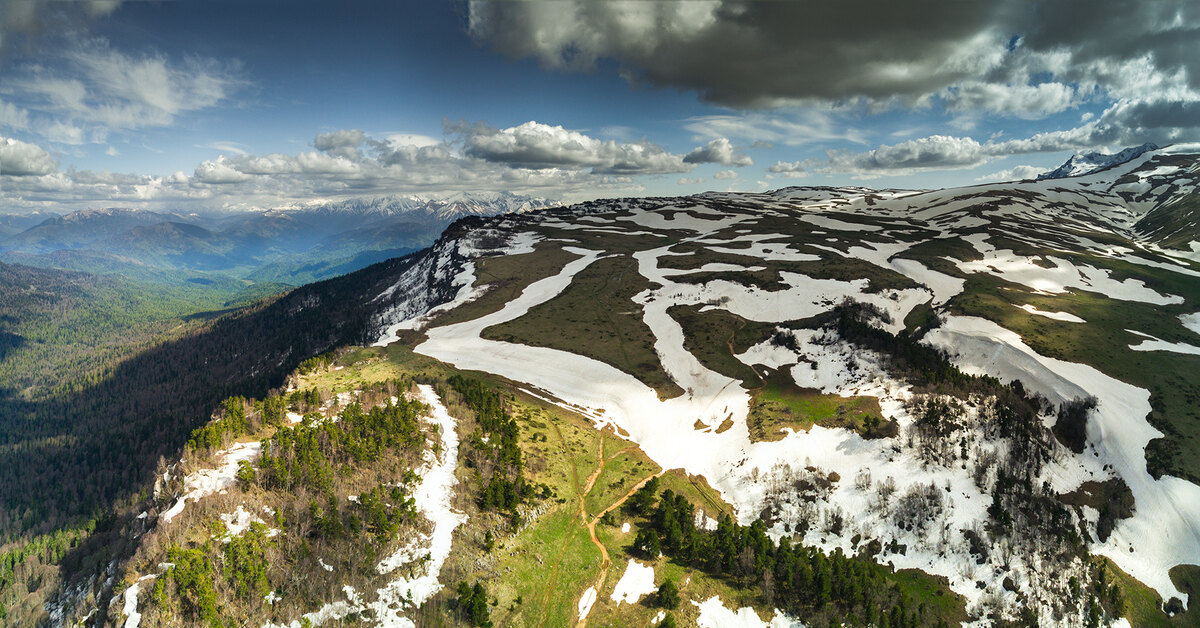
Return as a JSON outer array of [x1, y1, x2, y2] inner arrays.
[[574, 468, 662, 628], [536, 423, 665, 628]]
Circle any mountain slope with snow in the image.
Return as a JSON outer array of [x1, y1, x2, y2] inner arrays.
[[1038, 142, 1160, 180], [363, 144, 1200, 626], [38, 145, 1200, 628]]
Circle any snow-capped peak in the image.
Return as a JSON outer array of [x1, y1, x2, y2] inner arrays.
[[1037, 142, 1160, 180]]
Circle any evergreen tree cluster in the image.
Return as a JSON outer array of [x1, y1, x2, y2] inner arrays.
[[150, 521, 273, 626], [256, 393, 424, 494], [453, 581, 493, 627], [631, 487, 952, 627], [448, 376, 533, 513]]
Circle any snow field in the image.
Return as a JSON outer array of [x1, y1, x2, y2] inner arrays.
[[385, 168, 1200, 621], [928, 316, 1200, 603], [957, 233, 1183, 305], [407, 218, 1067, 617], [610, 559, 657, 605]]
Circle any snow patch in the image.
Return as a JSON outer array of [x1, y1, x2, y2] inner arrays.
[[1180, 312, 1200, 337], [610, 559, 657, 605], [927, 316, 1200, 603], [121, 574, 157, 628], [577, 586, 597, 621], [1015, 304, 1085, 323], [162, 441, 261, 524], [693, 596, 805, 628]]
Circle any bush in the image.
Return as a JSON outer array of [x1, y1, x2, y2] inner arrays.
[[657, 577, 680, 609]]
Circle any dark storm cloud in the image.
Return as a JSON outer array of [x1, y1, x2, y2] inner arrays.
[[468, 0, 1199, 110]]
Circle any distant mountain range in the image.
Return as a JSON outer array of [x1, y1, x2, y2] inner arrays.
[[0, 192, 557, 291], [1038, 142, 1160, 179]]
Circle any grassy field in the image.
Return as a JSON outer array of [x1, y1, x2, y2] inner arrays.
[[747, 369, 891, 442], [1099, 558, 1200, 627], [482, 254, 685, 400], [666, 304, 774, 388], [429, 244, 581, 329]]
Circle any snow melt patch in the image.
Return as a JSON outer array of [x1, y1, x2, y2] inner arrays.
[[1180, 312, 1200, 337], [693, 596, 804, 628], [122, 575, 157, 628], [577, 586, 597, 621], [217, 505, 264, 541], [1015, 303, 1085, 323], [1126, 331, 1200, 356], [162, 441, 261, 523], [610, 559, 657, 605], [958, 233, 1183, 305]]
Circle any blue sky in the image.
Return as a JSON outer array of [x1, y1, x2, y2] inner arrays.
[[0, 0, 1198, 212]]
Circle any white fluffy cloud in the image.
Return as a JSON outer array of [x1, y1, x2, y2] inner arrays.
[[712, 169, 738, 179], [822, 135, 988, 175], [944, 81, 1078, 119], [0, 125, 667, 211], [973, 165, 1047, 182], [0, 135, 57, 176], [766, 160, 807, 177], [683, 138, 752, 166], [457, 120, 689, 174]]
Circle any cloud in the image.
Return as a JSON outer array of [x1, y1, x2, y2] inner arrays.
[[469, 0, 1200, 116], [677, 176, 703, 185], [0, 99, 29, 130], [683, 138, 752, 166], [313, 129, 366, 159], [1, 124, 662, 212], [822, 135, 989, 175], [807, 92, 1200, 177], [684, 111, 865, 146], [944, 81, 1078, 118], [200, 141, 250, 156], [0, 135, 57, 175], [455, 120, 689, 174], [712, 169, 738, 179], [2, 37, 242, 144], [767, 160, 807, 177], [973, 165, 1046, 182]]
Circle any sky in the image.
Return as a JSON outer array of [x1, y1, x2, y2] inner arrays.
[[0, 0, 1198, 214]]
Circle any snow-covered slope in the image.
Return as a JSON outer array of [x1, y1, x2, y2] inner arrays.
[[369, 144, 1200, 625], [1038, 142, 1160, 180]]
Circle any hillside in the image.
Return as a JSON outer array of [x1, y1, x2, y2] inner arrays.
[[14, 145, 1200, 627]]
